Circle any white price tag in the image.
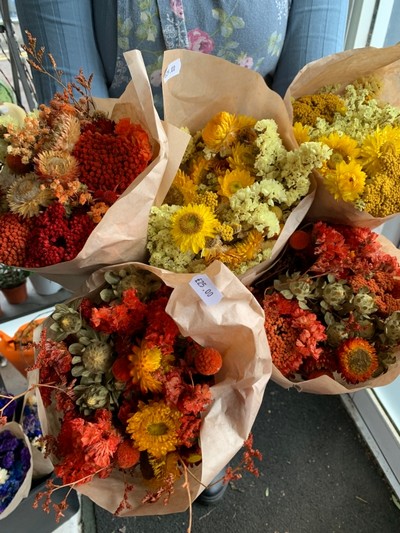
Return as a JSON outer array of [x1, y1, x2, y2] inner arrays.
[[189, 274, 222, 306], [163, 58, 181, 83]]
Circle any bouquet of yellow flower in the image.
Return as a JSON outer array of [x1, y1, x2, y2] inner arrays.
[[284, 44, 400, 227], [0, 40, 187, 291], [27, 261, 269, 521], [252, 221, 400, 394], [152, 50, 330, 285]]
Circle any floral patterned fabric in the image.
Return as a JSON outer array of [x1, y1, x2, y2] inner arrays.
[[113, 0, 290, 112]]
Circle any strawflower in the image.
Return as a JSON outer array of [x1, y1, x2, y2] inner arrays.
[[147, 111, 330, 274]]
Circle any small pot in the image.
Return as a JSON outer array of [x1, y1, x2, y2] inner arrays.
[[1, 282, 28, 304]]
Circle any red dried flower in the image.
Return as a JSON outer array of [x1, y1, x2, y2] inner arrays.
[[73, 119, 152, 194], [89, 288, 147, 335], [144, 296, 180, 353]]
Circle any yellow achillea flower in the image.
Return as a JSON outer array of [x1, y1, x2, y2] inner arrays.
[[292, 93, 346, 127], [360, 124, 400, 176], [129, 341, 163, 393], [171, 203, 219, 254], [202, 111, 256, 152], [293, 122, 311, 144], [362, 173, 400, 217], [324, 160, 366, 202], [126, 400, 182, 459], [319, 132, 360, 169], [218, 168, 255, 198]]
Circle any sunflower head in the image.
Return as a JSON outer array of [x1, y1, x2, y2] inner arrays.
[[171, 203, 219, 254]]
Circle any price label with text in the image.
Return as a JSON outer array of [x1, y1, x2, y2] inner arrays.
[[189, 274, 222, 306], [163, 58, 181, 82]]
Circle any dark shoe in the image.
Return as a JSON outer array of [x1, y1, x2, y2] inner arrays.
[[196, 467, 229, 505]]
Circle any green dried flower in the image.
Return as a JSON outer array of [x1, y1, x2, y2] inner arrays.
[[50, 302, 82, 340], [352, 292, 377, 316], [384, 311, 400, 342], [102, 266, 161, 302], [326, 321, 349, 347], [321, 281, 351, 309]]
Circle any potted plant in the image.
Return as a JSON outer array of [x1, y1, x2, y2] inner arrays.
[[0, 264, 30, 304]]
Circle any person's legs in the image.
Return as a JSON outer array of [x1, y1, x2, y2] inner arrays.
[[15, 0, 109, 103], [271, 0, 349, 96]]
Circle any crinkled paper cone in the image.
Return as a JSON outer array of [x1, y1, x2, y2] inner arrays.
[[0, 422, 33, 520], [271, 234, 400, 394], [19, 383, 54, 480], [284, 44, 400, 228], [35, 260, 271, 516], [27, 50, 190, 293], [161, 49, 316, 286]]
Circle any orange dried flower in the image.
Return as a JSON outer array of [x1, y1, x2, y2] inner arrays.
[[194, 347, 223, 375], [0, 212, 30, 265], [337, 337, 379, 384], [115, 440, 140, 469]]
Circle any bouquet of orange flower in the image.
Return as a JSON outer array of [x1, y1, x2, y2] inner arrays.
[[284, 44, 400, 227], [0, 40, 187, 291], [28, 261, 269, 520], [152, 50, 331, 286], [253, 221, 400, 394]]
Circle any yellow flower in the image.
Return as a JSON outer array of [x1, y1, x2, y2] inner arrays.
[[319, 132, 360, 169], [227, 142, 256, 170], [204, 229, 264, 269], [218, 169, 255, 198], [126, 401, 182, 459], [149, 452, 181, 482], [324, 160, 366, 202], [362, 173, 400, 217], [292, 93, 346, 126], [202, 111, 256, 152], [360, 124, 400, 176], [293, 122, 311, 144], [171, 203, 219, 254], [129, 341, 163, 393], [188, 154, 210, 184], [166, 169, 197, 205]]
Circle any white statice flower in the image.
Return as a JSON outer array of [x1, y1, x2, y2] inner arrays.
[[0, 467, 9, 485], [253, 119, 286, 177]]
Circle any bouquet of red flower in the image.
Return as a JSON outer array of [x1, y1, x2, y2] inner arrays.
[[284, 44, 400, 228], [0, 40, 188, 291], [29, 261, 269, 519], [0, 422, 33, 520], [253, 221, 400, 393], [159, 49, 330, 286]]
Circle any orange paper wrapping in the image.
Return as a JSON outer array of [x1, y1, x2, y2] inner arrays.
[[27, 50, 190, 292], [161, 49, 316, 286], [284, 44, 400, 228], [270, 234, 400, 394], [31, 260, 271, 516]]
